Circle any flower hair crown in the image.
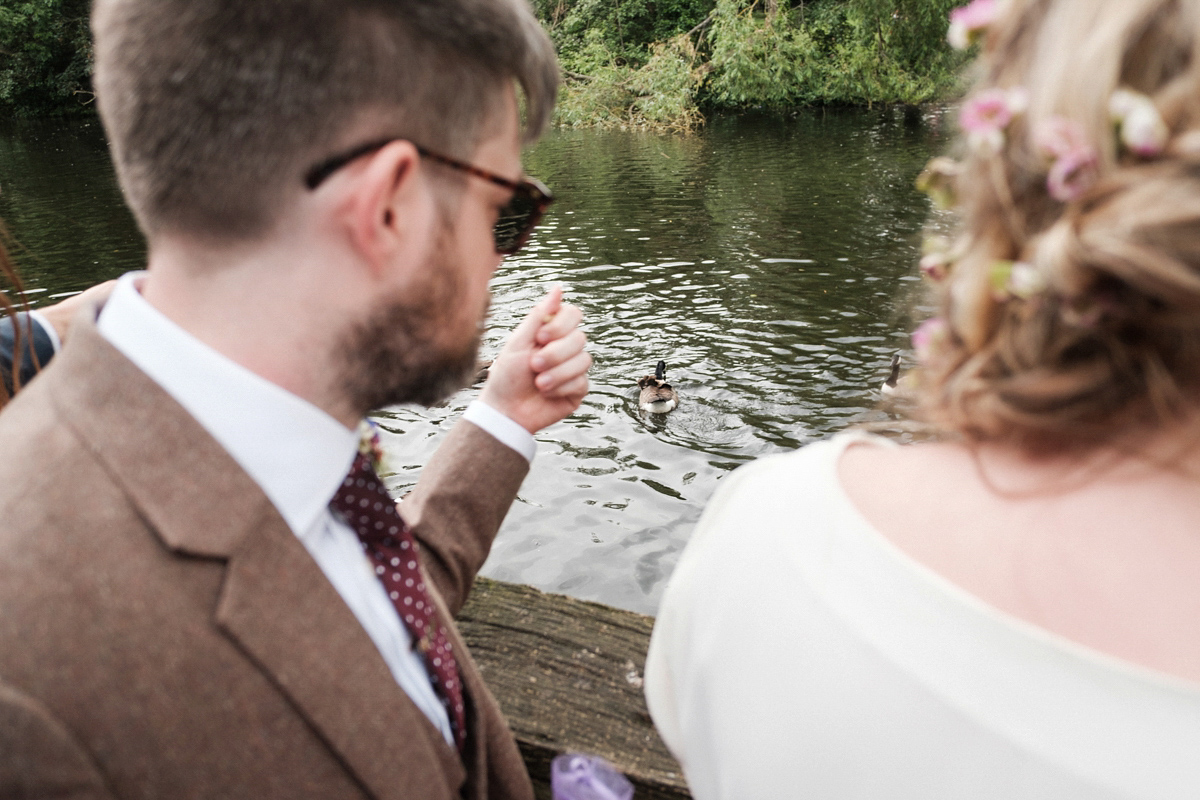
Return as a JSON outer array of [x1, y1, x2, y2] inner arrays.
[[910, 1, 1173, 363], [946, 0, 1170, 201]]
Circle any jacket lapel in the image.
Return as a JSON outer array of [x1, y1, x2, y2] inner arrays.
[[48, 316, 467, 799], [216, 518, 468, 799]]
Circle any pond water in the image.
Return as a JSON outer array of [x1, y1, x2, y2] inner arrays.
[[0, 108, 948, 615]]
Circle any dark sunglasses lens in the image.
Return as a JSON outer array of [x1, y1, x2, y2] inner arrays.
[[493, 190, 541, 255]]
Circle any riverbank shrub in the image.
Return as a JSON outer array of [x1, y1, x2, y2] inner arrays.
[[551, 0, 969, 131], [535, 0, 713, 74], [0, 0, 93, 118], [554, 29, 708, 132]]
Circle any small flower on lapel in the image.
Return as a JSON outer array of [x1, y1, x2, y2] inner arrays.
[[357, 419, 390, 475]]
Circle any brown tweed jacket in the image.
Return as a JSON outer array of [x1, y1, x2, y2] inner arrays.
[[0, 313, 535, 800]]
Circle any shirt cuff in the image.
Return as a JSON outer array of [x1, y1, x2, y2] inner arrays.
[[463, 400, 536, 464], [26, 310, 62, 354]]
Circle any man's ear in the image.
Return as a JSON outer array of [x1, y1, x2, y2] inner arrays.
[[341, 140, 430, 278]]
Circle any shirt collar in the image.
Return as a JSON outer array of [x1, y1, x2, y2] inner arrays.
[[96, 272, 359, 536]]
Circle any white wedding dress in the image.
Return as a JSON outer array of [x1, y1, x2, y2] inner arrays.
[[645, 432, 1200, 800]]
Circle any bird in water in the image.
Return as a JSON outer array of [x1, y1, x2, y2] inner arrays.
[[881, 353, 901, 395], [638, 360, 679, 413]]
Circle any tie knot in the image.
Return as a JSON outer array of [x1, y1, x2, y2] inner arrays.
[[330, 453, 404, 545]]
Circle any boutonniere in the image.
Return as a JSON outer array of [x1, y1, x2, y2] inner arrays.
[[357, 419, 391, 475]]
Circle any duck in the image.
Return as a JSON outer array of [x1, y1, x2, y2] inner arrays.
[[638, 360, 679, 413], [881, 353, 901, 395]]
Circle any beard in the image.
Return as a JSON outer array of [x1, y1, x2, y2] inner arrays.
[[338, 223, 486, 414]]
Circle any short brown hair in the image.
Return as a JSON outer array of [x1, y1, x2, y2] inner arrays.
[[91, 0, 559, 242], [917, 0, 1200, 455]]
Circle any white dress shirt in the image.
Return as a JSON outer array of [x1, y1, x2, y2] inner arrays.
[[97, 272, 534, 745]]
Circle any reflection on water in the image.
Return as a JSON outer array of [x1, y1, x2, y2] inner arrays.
[[0, 108, 947, 615]]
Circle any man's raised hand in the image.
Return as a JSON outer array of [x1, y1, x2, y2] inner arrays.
[[479, 285, 591, 434]]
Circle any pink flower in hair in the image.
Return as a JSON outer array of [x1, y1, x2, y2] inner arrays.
[[960, 87, 1027, 152], [920, 253, 950, 281], [948, 0, 999, 50], [912, 318, 949, 362], [1034, 117, 1099, 202], [1033, 116, 1092, 160], [1109, 88, 1168, 157], [919, 235, 954, 281], [1046, 149, 1099, 202]]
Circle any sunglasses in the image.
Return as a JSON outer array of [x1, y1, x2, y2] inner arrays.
[[303, 138, 554, 255]]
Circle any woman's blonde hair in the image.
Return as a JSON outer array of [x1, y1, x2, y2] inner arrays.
[[920, 0, 1200, 455]]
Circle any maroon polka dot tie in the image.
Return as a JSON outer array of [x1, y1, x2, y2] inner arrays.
[[330, 453, 467, 753]]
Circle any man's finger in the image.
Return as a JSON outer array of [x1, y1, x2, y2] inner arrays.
[[545, 373, 589, 400], [535, 302, 582, 346], [532, 329, 587, 372], [535, 349, 592, 391]]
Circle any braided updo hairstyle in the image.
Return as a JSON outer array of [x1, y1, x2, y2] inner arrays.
[[920, 0, 1200, 456]]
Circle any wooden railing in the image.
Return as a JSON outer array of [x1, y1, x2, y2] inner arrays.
[[458, 578, 691, 800]]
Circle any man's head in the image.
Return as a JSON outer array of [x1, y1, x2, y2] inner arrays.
[[91, 0, 558, 244], [91, 0, 559, 419]]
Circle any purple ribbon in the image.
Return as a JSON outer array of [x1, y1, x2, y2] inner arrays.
[[551, 753, 634, 800]]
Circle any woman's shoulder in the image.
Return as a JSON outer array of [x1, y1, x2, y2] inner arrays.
[[670, 431, 898, 577], [710, 430, 897, 513]]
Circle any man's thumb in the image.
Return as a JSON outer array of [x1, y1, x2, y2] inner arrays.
[[508, 285, 563, 347]]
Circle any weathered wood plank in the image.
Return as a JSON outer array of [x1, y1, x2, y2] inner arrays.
[[458, 578, 691, 800]]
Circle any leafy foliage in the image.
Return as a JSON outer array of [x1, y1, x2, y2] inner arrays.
[[0, 0, 93, 118], [535, 0, 713, 73], [555, 29, 708, 132], [2, 0, 968, 127], [554, 0, 970, 130], [806, 0, 967, 106], [706, 0, 813, 108]]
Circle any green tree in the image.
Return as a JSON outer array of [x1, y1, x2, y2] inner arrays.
[[705, 0, 966, 110], [535, 0, 714, 72], [0, 0, 93, 118]]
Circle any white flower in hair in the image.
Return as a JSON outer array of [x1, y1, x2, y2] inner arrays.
[[1008, 261, 1048, 298], [989, 260, 1048, 300], [1109, 88, 1168, 157]]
